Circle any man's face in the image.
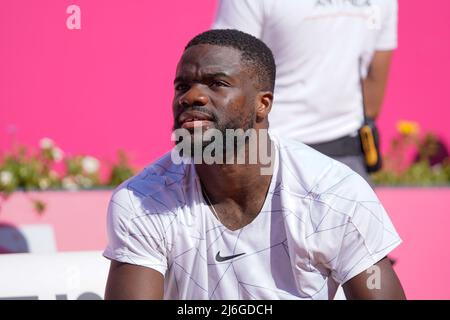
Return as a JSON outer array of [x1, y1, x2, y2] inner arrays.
[[172, 44, 258, 138]]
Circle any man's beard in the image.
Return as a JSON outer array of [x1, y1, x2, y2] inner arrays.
[[173, 107, 256, 159]]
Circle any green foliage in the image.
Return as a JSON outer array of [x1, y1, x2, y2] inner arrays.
[[372, 161, 450, 186], [0, 139, 137, 214], [32, 199, 47, 215], [372, 124, 450, 186], [0, 145, 62, 194], [107, 150, 136, 187]]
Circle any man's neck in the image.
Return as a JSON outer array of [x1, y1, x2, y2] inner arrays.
[[195, 130, 274, 218]]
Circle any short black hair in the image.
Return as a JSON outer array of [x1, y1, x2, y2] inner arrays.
[[185, 29, 276, 92]]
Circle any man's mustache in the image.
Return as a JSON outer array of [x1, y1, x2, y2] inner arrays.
[[174, 106, 218, 128]]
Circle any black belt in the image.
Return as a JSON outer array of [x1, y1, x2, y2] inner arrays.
[[307, 135, 363, 157]]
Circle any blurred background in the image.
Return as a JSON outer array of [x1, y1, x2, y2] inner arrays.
[[0, 0, 449, 300]]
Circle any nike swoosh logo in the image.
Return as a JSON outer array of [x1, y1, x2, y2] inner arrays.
[[215, 251, 246, 262]]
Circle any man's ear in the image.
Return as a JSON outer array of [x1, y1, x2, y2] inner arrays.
[[255, 91, 273, 123]]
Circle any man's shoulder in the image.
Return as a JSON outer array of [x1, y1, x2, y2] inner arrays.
[[275, 135, 371, 199], [110, 152, 190, 213], [275, 136, 382, 237]]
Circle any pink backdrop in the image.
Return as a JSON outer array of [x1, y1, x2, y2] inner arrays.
[[1, 0, 450, 166]]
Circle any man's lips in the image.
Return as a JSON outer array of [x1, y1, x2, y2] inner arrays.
[[178, 111, 214, 129], [181, 120, 213, 130]]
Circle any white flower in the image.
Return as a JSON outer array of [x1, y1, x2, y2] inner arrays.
[[81, 156, 100, 174], [62, 177, 79, 191], [39, 138, 54, 150], [52, 147, 64, 162], [38, 178, 50, 190], [77, 175, 93, 188], [0, 171, 13, 186]]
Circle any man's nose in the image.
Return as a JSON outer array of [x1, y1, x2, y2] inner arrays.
[[178, 85, 209, 108]]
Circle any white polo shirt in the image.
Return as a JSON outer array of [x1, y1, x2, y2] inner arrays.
[[103, 133, 401, 299], [212, 0, 398, 144]]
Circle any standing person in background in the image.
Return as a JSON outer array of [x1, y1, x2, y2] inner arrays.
[[212, 0, 398, 182]]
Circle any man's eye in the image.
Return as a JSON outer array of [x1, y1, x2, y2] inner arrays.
[[210, 81, 228, 87], [175, 84, 189, 91]]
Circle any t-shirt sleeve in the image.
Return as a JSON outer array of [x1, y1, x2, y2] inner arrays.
[[212, 0, 266, 38], [103, 188, 168, 276], [375, 0, 398, 50], [328, 174, 402, 284]]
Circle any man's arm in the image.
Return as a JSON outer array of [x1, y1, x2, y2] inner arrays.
[[362, 50, 394, 119], [363, 0, 397, 119], [105, 260, 164, 300], [342, 257, 406, 300]]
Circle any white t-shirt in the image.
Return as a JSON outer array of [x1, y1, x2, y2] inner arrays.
[[103, 133, 401, 299], [212, 0, 398, 144]]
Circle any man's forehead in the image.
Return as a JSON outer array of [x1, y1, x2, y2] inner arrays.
[[176, 44, 243, 75]]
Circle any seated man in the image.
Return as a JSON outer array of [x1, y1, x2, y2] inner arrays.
[[103, 29, 405, 300]]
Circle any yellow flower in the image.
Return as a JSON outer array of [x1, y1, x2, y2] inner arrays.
[[397, 120, 419, 136]]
